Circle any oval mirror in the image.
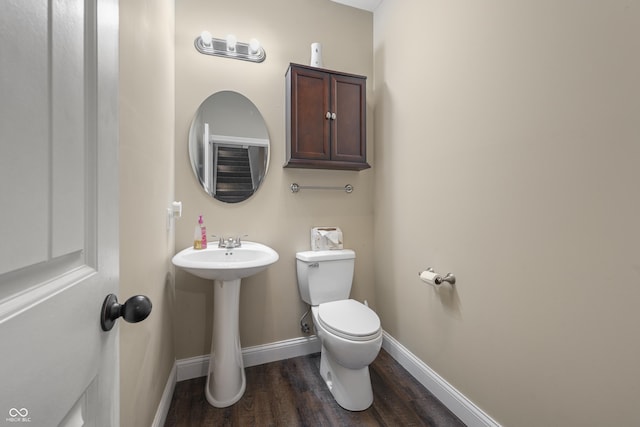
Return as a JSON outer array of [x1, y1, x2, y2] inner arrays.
[[188, 91, 270, 203]]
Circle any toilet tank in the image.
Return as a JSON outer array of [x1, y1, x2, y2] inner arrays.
[[296, 250, 355, 305]]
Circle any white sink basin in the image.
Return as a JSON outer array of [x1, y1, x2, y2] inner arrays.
[[172, 241, 279, 281]]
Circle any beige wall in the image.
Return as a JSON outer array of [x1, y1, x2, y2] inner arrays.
[[119, 0, 176, 426], [374, 1, 640, 426], [174, 0, 374, 358]]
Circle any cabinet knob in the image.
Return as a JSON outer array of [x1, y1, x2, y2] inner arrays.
[[331, 112, 337, 120], [325, 111, 331, 119]]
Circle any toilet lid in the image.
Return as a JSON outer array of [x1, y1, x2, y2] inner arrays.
[[318, 299, 381, 341]]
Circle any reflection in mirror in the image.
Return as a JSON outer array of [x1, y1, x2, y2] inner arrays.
[[189, 91, 270, 203]]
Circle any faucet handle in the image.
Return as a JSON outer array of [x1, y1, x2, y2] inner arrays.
[[211, 235, 226, 247], [235, 234, 248, 247]]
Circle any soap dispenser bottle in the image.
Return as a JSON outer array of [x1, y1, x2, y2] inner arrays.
[[199, 215, 207, 249], [193, 215, 205, 249]]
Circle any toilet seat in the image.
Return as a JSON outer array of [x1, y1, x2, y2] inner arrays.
[[317, 299, 381, 341]]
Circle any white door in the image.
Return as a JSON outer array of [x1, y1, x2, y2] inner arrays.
[[0, 0, 120, 426]]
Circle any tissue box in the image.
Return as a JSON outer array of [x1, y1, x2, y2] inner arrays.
[[311, 227, 343, 250]]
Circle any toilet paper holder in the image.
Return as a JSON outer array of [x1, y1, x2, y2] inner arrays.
[[424, 267, 456, 285]]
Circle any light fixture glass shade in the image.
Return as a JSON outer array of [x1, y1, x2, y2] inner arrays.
[[226, 34, 237, 52], [200, 31, 212, 47], [249, 38, 260, 55]]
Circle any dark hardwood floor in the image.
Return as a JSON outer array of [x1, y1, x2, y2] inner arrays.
[[164, 349, 466, 426]]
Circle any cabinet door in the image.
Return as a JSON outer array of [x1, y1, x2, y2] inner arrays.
[[331, 74, 367, 164], [289, 66, 331, 160]]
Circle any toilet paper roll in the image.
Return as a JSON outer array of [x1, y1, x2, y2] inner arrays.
[[419, 270, 443, 288]]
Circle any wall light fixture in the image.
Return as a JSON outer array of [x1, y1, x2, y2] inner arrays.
[[195, 31, 266, 63]]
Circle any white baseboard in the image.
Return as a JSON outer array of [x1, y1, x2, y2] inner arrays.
[[156, 332, 499, 427], [151, 362, 176, 427], [175, 354, 208, 382], [381, 331, 501, 427], [242, 335, 321, 368], [176, 335, 321, 382]]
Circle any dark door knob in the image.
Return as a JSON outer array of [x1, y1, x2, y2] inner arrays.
[[101, 294, 152, 331]]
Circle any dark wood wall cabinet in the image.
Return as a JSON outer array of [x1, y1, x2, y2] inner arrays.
[[285, 63, 370, 171]]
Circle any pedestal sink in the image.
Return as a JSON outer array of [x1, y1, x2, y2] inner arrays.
[[172, 241, 279, 407]]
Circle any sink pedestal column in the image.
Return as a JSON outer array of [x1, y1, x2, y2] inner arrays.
[[205, 278, 245, 407]]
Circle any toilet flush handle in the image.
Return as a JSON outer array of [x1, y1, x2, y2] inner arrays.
[[309, 262, 319, 268]]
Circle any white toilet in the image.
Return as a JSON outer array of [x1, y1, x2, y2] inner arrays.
[[296, 249, 382, 411]]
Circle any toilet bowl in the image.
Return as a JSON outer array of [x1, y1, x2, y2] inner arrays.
[[295, 250, 382, 411], [311, 300, 382, 411]]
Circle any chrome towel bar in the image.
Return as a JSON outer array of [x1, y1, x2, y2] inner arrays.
[[290, 183, 354, 193]]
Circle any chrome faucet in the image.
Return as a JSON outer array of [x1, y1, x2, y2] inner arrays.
[[213, 235, 245, 248]]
